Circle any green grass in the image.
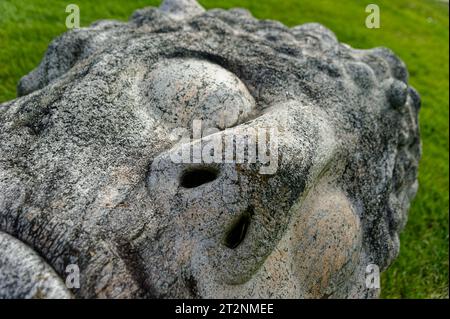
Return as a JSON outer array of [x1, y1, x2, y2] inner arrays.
[[0, 0, 448, 298]]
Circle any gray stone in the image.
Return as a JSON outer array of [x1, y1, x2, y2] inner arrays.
[[0, 0, 420, 298], [0, 232, 72, 298]]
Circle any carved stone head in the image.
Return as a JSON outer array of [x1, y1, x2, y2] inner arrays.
[[0, 0, 420, 298]]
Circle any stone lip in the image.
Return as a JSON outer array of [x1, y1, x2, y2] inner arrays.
[[0, 0, 420, 298], [0, 232, 72, 299]]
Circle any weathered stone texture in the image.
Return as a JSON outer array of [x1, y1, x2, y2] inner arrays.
[[0, 0, 420, 298]]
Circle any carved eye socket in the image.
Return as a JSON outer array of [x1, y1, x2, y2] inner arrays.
[[180, 167, 219, 188], [223, 207, 253, 249]]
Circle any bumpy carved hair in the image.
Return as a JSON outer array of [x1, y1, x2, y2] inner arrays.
[[1, 0, 420, 298]]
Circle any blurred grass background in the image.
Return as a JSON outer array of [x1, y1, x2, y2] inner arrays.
[[0, 0, 448, 298]]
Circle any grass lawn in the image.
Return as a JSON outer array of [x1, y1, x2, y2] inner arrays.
[[0, 0, 448, 298]]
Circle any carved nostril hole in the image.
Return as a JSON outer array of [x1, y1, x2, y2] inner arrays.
[[223, 206, 253, 249], [180, 167, 219, 188]]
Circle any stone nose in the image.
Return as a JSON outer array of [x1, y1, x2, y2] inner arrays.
[[144, 146, 258, 290], [147, 144, 248, 232], [176, 164, 252, 250], [178, 166, 220, 189]]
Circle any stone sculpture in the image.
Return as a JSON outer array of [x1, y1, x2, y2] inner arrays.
[[0, 0, 421, 298]]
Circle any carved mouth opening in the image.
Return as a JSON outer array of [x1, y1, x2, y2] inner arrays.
[[223, 206, 253, 249], [180, 167, 219, 188]]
